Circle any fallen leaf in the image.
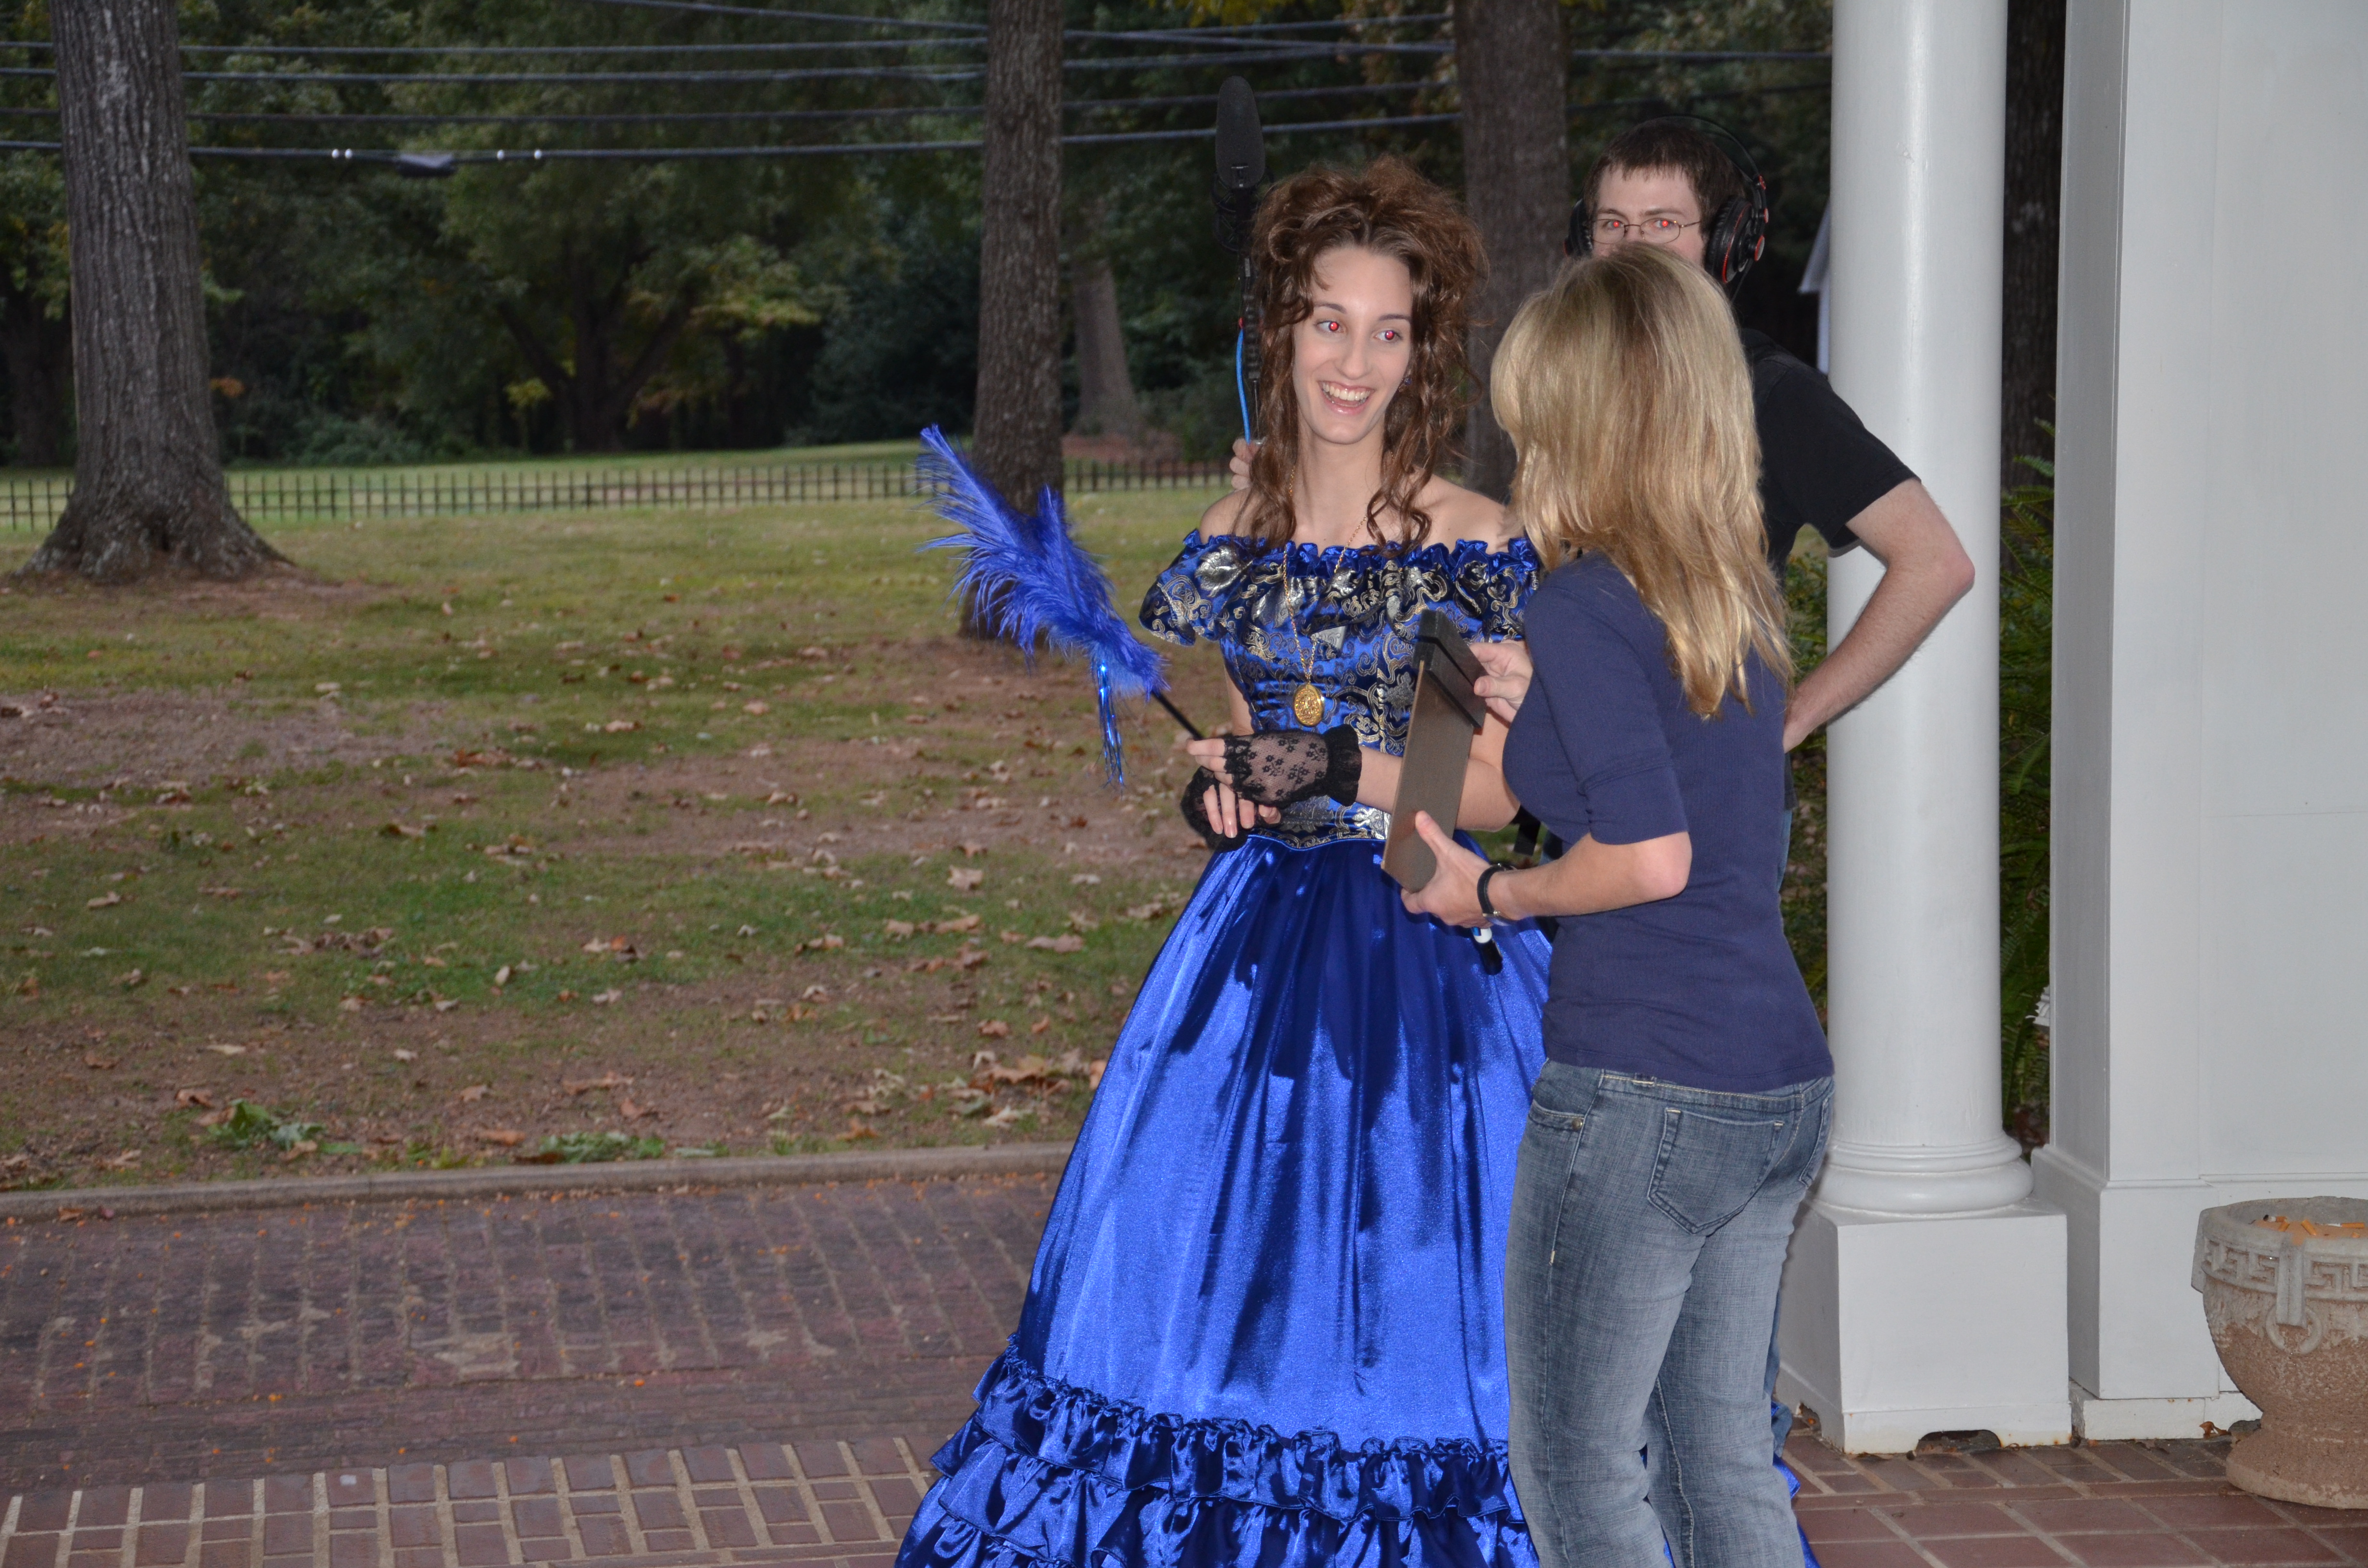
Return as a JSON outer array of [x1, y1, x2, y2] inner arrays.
[[835, 1121, 879, 1141], [960, 842, 986, 858], [977, 1019, 1011, 1039], [1031, 1017, 1052, 1035], [174, 1089, 216, 1109], [742, 700, 770, 715], [115, 968, 145, 989], [601, 719, 640, 733], [85, 1055, 117, 1070], [927, 914, 982, 935], [205, 1043, 247, 1057], [954, 945, 988, 971], [380, 821, 424, 839], [282, 1140, 318, 1162], [883, 920, 916, 939], [457, 1083, 491, 1103], [433, 999, 460, 1014], [99, 1149, 142, 1170], [617, 1096, 656, 1121], [591, 989, 623, 1005], [565, 1072, 633, 1095], [476, 1128, 525, 1147], [799, 984, 829, 1002], [982, 1107, 1025, 1129], [86, 892, 122, 909], [392, 1049, 417, 1062], [202, 886, 244, 900], [493, 965, 512, 986], [948, 868, 985, 891], [1026, 935, 1085, 954], [338, 997, 364, 1013]]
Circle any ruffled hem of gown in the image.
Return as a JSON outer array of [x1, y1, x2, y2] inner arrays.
[[895, 1348, 1536, 1568]]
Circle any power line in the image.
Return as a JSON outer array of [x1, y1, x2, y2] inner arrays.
[[0, 85, 1841, 163], [567, 0, 986, 34], [0, 46, 1823, 89], [0, 37, 987, 55], [0, 112, 1455, 163], [0, 47, 1419, 85], [567, 0, 1462, 43], [0, 79, 1449, 126], [0, 77, 1829, 128]]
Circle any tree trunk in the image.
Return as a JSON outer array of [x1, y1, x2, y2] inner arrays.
[[2001, 0, 2066, 488], [23, 0, 279, 582], [1457, 0, 1568, 502], [1070, 229, 1141, 441], [973, 0, 1064, 506], [0, 282, 71, 468], [494, 270, 694, 455]]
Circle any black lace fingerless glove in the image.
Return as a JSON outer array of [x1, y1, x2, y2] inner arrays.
[[1218, 724, 1363, 808], [1179, 768, 1249, 853]]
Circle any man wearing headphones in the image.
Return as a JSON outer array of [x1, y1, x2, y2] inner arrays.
[[1225, 121, 1975, 749], [1558, 119, 1974, 751]]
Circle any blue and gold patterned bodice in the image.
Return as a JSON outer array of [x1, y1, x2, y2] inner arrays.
[[1141, 531, 1540, 848]]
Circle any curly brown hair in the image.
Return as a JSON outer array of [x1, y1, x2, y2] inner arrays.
[[1236, 157, 1485, 550]]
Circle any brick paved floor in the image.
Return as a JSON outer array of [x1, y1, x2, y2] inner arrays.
[[0, 1177, 1055, 1491], [7, 1176, 2365, 1566], [6, 1431, 2364, 1568], [1788, 1434, 2368, 1568]]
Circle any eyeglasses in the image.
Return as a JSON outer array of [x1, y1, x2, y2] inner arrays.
[[1592, 215, 1702, 244]]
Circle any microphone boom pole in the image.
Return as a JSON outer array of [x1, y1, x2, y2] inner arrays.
[[1213, 77, 1266, 442]]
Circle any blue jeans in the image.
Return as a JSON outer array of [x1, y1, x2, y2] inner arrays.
[[1506, 1064, 1833, 1568]]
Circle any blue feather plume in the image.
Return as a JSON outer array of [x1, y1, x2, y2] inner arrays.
[[915, 427, 1167, 786]]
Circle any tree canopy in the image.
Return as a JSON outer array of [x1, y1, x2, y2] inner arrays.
[[0, 0, 1838, 469]]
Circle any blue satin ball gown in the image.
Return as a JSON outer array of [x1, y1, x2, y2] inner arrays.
[[894, 532, 1813, 1568]]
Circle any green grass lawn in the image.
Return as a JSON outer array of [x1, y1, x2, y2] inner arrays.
[[0, 485, 1239, 1190], [0, 439, 931, 489]]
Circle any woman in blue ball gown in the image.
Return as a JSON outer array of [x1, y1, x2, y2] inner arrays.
[[895, 158, 1810, 1568]]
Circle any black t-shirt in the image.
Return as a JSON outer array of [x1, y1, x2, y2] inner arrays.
[[1742, 328, 1917, 577]]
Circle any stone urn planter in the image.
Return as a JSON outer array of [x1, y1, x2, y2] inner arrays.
[[2194, 1197, 2368, 1508]]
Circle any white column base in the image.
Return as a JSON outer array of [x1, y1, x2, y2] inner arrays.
[[1777, 1199, 2072, 1454], [2069, 1382, 2259, 1443]]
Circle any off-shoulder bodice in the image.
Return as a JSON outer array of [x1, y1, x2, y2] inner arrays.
[[1141, 531, 1539, 847]]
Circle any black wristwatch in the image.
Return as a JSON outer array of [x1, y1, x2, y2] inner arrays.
[[1476, 861, 1512, 925]]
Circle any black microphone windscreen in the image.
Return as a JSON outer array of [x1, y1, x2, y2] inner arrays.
[[1213, 77, 1264, 194]]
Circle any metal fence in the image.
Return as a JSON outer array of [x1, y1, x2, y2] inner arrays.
[[0, 456, 1228, 532]]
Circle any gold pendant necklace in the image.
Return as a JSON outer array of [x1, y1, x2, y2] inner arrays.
[[1283, 469, 1325, 726], [1290, 608, 1326, 726]]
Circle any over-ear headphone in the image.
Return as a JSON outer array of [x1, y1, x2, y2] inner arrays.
[[1564, 115, 1770, 293]]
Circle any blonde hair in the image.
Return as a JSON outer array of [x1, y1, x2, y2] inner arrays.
[[1493, 244, 1792, 717]]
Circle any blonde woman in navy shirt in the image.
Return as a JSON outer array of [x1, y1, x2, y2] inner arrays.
[[1402, 243, 1833, 1568]]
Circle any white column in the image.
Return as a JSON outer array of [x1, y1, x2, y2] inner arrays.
[[2030, 0, 2368, 1443], [1774, 0, 2070, 1454]]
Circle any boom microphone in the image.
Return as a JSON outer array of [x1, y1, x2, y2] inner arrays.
[[1212, 76, 1266, 441], [1213, 76, 1265, 252]]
